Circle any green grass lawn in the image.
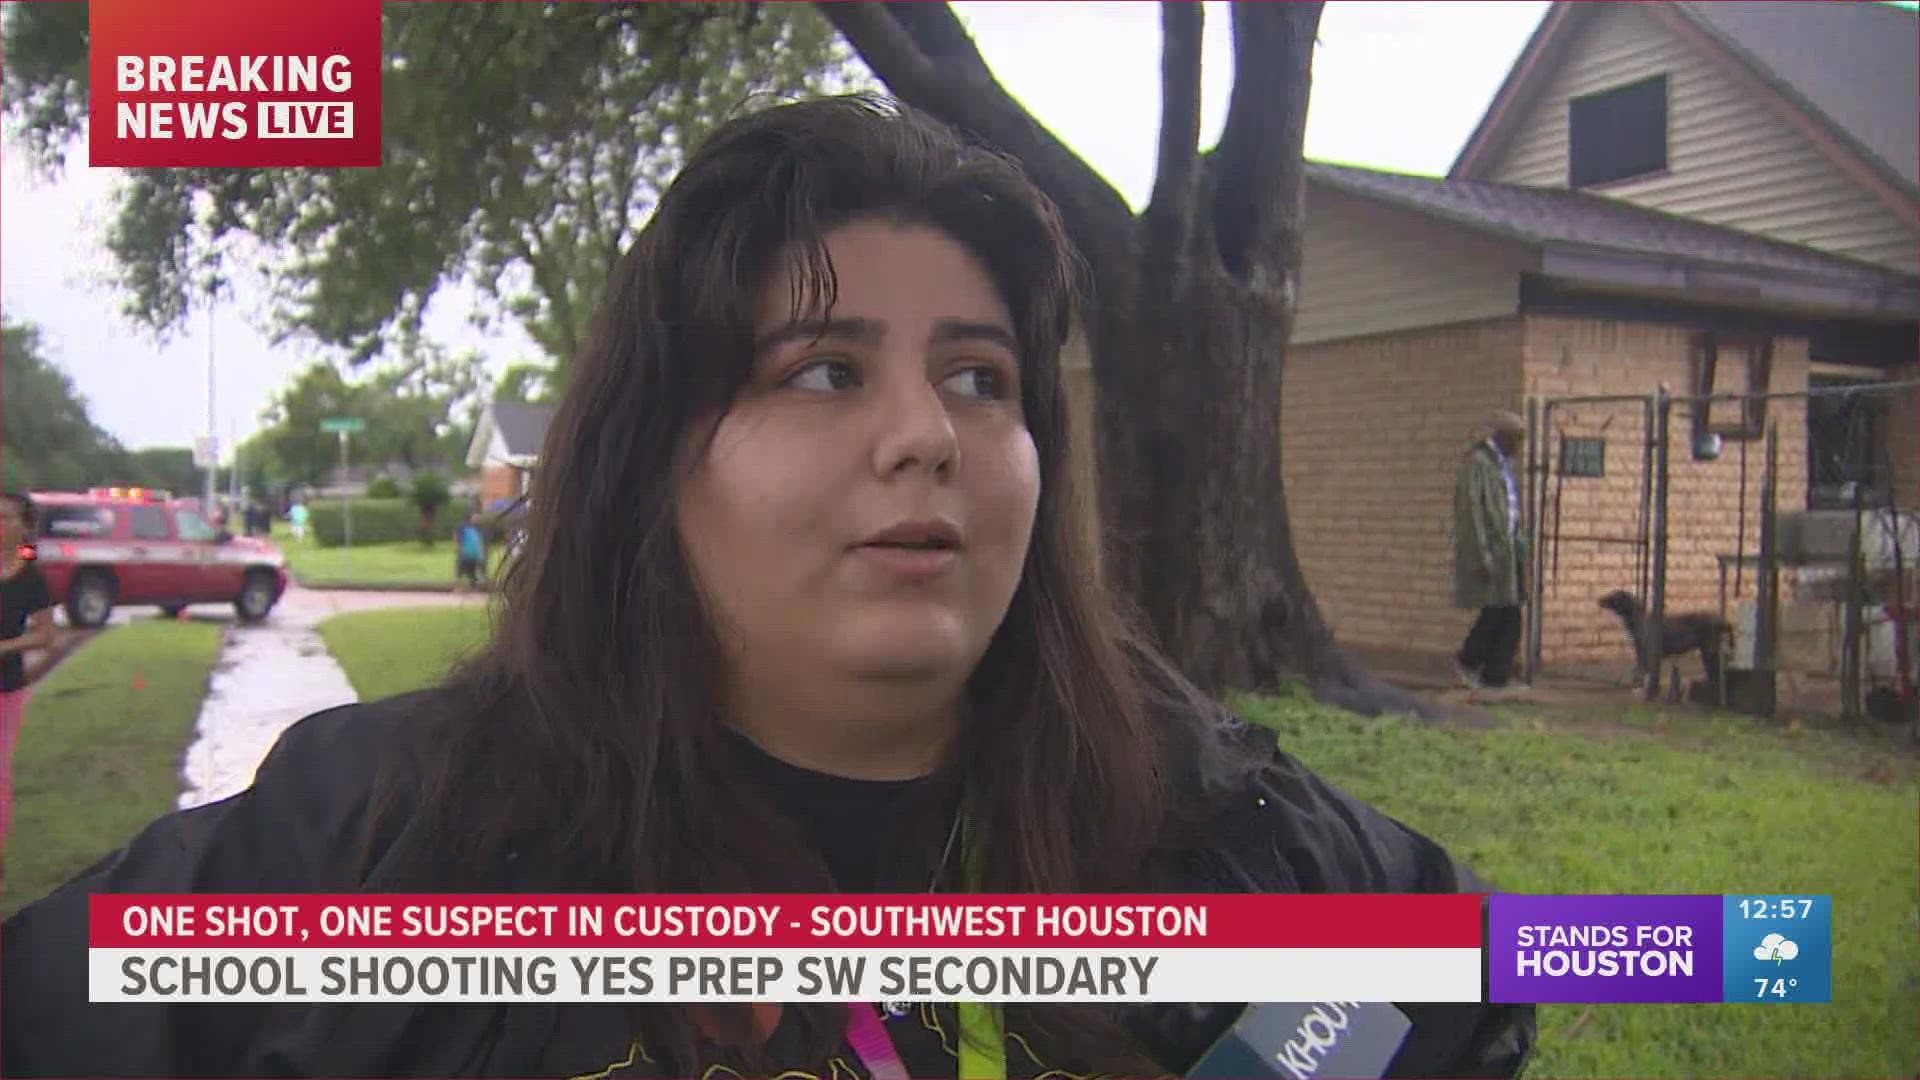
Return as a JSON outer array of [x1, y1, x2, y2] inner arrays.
[[316, 605, 494, 701], [1236, 689, 1918, 1078], [2, 619, 223, 918], [280, 537, 509, 588], [273, 518, 507, 588]]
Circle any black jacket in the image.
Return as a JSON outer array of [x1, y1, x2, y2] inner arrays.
[[1, 690, 1535, 1078]]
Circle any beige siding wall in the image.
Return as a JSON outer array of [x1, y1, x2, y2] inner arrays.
[[1281, 319, 1528, 654], [1484, 4, 1920, 274], [1524, 316, 1811, 666], [1292, 185, 1532, 346]]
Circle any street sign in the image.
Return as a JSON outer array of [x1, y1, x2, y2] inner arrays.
[[192, 435, 219, 468], [320, 417, 366, 434]]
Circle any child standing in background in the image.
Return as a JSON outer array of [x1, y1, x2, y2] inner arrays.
[[454, 513, 486, 594]]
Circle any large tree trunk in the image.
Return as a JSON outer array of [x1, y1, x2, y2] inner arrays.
[[1109, 215, 1307, 693], [821, 1, 1440, 717]]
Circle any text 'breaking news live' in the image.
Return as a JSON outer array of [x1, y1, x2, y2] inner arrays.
[[4, 0, 1900, 1077]]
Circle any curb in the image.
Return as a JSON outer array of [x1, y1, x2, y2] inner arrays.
[[289, 579, 496, 594]]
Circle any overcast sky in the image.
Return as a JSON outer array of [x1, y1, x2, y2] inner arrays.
[[0, 1, 1547, 454]]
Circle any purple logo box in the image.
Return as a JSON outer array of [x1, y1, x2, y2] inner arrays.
[[1489, 895, 1724, 1003]]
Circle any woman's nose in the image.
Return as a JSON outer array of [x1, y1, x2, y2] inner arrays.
[[870, 371, 959, 480]]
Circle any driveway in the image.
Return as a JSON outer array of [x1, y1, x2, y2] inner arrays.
[[173, 584, 486, 810]]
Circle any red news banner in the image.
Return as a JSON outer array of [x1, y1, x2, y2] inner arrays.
[[89, 0, 382, 168], [89, 895, 1485, 1005]]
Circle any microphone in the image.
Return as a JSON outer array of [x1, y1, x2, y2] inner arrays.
[[1185, 1001, 1413, 1079]]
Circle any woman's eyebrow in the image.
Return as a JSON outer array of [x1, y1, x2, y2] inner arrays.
[[929, 319, 1019, 354], [753, 317, 883, 354], [752, 316, 1019, 355]]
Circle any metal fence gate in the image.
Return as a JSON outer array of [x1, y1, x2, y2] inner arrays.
[[1521, 392, 1659, 689], [1523, 378, 1920, 735]]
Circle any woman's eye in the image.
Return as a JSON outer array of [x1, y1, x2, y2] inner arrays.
[[942, 366, 1009, 400], [784, 358, 859, 392]]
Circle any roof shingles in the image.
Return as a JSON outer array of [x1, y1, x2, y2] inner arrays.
[[1676, 0, 1919, 193], [1306, 162, 1920, 288], [489, 401, 555, 459]]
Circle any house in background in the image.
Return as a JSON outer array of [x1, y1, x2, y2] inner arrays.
[[465, 401, 554, 508], [1274, 0, 1919, 674]]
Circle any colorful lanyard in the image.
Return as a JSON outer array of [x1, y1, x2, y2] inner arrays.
[[844, 812, 1006, 1080], [844, 1004, 912, 1080], [957, 999, 1006, 1079], [844, 1001, 1005, 1079]]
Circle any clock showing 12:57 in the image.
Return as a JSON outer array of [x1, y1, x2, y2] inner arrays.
[[1722, 895, 1832, 1003], [1738, 897, 1815, 920]]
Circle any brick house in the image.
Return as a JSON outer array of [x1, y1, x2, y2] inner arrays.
[[1282, 0, 1919, 673], [1065, 1, 1918, 677], [465, 401, 554, 509]]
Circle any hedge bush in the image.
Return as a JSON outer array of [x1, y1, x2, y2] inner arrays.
[[306, 498, 460, 547]]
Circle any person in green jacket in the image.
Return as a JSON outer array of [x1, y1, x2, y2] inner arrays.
[[1453, 410, 1529, 690]]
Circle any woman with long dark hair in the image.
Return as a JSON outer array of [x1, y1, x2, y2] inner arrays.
[[1, 96, 1533, 1078]]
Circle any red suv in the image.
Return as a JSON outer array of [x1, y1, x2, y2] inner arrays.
[[31, 488, 291, 628]]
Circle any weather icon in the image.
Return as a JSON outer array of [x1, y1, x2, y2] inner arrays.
[[1754, 933, 1799, 965]]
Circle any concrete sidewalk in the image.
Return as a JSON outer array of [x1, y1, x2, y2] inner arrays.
[[176, 585, 486, 810]]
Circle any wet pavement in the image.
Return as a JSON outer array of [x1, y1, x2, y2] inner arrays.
[[174, 585, 486, 810]]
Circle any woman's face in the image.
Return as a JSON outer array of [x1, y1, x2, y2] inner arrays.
[[678, 219, 1041, 695]]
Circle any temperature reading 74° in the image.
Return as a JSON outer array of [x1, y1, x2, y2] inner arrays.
[[1755, 978, 1799, 999]]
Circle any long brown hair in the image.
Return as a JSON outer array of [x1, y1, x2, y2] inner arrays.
[[383, 94, 1211, 1070]]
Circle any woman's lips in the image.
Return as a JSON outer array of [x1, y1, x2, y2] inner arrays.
[[852, 542, 959, 581]]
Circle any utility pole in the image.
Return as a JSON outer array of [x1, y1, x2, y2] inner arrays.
[[203, 294, 217, 513], [339, 429, 353, 550], [322, 416, 364, 548], [1644, 384, 1671, 701]]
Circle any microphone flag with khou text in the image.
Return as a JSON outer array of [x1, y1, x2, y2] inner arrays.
[[88, 0, 382, 168], [1185, 1002, 1413, 1080]]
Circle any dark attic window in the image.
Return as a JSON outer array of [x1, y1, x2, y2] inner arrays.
[[1569, 75, 1669, 188]]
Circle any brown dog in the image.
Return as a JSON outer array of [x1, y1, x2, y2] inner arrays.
[[1598, 590, 1732, 700]]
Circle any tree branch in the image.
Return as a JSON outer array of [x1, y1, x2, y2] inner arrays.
[[1210, 1, 1322, 288], [576, 126, 606, 263], [880, 1, 996, 74], [817, 2, 1139, 282], [1144, 1, 1204, 264], [606, 137, 637, 283], [815, 4, 975, 120], [514, 230, 582, 363]]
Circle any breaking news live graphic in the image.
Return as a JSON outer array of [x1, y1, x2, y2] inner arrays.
[[1, 0, 1902, 1078]]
